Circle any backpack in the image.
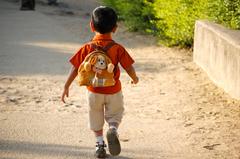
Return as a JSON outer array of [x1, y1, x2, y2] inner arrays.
[[78, 42, 116, 87]]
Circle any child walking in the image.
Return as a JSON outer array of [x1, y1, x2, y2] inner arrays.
[[61, 6, 138, 158]]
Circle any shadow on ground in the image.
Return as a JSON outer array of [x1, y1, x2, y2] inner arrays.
[[0, 140, 132, 159], [0, 140, 90, 157]]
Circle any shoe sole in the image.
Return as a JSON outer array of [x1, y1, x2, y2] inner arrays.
[[106, 129, 121, 156], [95, 152, 107, 158], [95, 155, 106, 159]]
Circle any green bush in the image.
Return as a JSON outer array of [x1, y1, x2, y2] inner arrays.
[[152, 0, 209, 47], [208, 0, 240, 29], [102, 0, 240, 47], [102, 0, 155, 32]]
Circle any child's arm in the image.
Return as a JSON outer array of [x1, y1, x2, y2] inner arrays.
[[125, 65, 139, 84], [61, 66, 78, 103]]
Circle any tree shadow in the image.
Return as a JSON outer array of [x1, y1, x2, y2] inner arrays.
[[0, 0, 81, 76], [0, 42, 76, 76], [0, 140, 132, 159], [0, 139, 90, 157]]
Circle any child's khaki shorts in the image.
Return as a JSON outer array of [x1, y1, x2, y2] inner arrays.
[[87, 91, 124, 131]]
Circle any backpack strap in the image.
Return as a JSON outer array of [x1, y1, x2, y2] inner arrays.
[[102, 41, 116, 52], [90, 41, 116, 53]]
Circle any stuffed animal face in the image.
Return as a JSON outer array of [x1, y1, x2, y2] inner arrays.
[[84, 53, 114, 73], [94, 55, 107, 70]]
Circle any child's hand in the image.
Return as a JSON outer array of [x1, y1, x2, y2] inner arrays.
[[131, 76, 139, 84], [61, 87, 69, 103]]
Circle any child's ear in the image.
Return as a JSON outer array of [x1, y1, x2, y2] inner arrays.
[[107, 63, 114, 73], [112, 25, 118, 33], [90, 56, 97, 65], [90, 21, 95, 32], [84, 62, 91, 72]]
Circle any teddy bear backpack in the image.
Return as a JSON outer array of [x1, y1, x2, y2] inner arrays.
[[78, 41, 116, 87]]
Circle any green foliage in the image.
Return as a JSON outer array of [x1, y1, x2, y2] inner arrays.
[[152, 0, 209, 46], [102, 0, 155, 32], [208, 0, 240, 29], [102, 0, 240, 47]]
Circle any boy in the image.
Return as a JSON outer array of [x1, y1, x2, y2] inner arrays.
[[61, 6, 138, 158]]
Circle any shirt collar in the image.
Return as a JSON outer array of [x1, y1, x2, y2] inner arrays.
[[92, 34, 112, 41]]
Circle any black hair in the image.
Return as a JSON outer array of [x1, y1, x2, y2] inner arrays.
[[91, 6, 118, 34]]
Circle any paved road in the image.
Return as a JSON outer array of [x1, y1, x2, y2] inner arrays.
[[1, 1, 239, 159], [0, 0, 81, 76]]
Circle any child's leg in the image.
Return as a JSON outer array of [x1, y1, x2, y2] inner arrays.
[[105, 91, 124, 129], [94, 129, 104, 145], [104, 91, 124, 156], [87, 91, 105, 134], [94, 129, 106, 158], [87, 91, 106, 158]]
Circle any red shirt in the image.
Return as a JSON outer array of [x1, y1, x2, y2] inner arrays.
[[69, 34, 134, 94]]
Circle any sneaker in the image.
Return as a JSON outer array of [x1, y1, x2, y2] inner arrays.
[[106, 128, 121, 156], [95, 142, 107, 158]]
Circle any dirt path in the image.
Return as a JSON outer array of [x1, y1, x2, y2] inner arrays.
[[0, 0, 239, 159]]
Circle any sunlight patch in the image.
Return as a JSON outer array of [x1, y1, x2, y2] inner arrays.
[[22, 41, 81, 54]]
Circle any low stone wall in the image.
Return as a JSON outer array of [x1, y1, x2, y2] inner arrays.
[[193, 20, 240, 99]]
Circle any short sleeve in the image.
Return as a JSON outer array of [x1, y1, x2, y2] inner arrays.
[[69, 44, 89, 68], [118, 46, 135, 69]]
